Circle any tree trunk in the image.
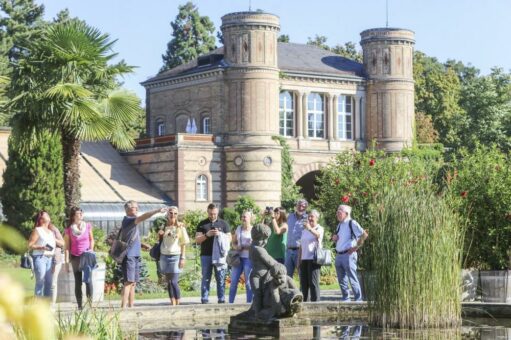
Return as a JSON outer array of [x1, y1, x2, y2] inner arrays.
[[61, 130, 81, 219]]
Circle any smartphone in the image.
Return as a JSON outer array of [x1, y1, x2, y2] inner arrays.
[[45, 244, 54, 251]]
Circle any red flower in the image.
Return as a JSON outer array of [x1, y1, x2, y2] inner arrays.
[[369, 159, 376, 166], [460, 191, 468, 198], [341, 195, 350, 203]]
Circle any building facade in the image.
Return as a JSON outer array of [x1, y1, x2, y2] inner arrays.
[[123, 11, 415, 211]]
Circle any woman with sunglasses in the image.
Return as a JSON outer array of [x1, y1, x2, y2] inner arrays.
[[158, 206, 190, 305], [28, 210, 64, 297]]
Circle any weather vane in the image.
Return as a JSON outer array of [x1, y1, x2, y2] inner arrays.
[[386, 0, 389, 27]]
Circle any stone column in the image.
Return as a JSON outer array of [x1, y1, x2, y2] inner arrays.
[[332, 95, 338, 140], [354, 95, 361, 140], [302, 92, 308, 138], [327, 94, 334, 141], [295, 91, 303, 139]]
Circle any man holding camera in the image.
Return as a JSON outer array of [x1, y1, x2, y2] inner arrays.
[[285, 199, 308, 277], [195, 203, 231, 304]]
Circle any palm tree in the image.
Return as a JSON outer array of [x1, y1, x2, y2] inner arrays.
[[6, 20, 141, 214]]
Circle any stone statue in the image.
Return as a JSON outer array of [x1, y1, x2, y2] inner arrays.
[[246, 223, 303, 321]]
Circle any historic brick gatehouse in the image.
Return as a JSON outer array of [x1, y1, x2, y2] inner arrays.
[[123, 11, 415, 210]]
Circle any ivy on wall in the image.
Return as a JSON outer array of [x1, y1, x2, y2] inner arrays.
[[272, 136, 302, 211]]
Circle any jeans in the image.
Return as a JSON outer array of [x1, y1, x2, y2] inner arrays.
[[335, 252, 362, 301], [200, 256, 227, 303], [33, 255, 53, 297], [285, 248, 299, 277], [229, 257, 253, 303]]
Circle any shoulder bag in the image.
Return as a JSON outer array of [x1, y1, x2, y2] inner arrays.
[[314, 246, 332, 266], [20, 252, 32, 269], [109, 227, 136, 264]]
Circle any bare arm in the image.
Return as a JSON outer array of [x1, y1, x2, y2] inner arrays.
[[64, 234, 70, 263], [135, 208, 165, 225], [357, 230, 368, 247], [28, 230, 43, 250], [271, 219, 287, 235], [89, 228, 95, 251]]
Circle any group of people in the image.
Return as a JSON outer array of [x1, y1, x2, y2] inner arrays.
[[27, 207, 95, 309], [27, 197, 367, 309], [192, 199, 368, 306]]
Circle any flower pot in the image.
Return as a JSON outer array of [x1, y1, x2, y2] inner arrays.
[[56, 262, 106, 303], [479, 270, 511, 303]]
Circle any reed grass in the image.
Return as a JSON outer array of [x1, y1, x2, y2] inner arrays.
[[55, 308, 136, 340], [367, 183, 463, 329]]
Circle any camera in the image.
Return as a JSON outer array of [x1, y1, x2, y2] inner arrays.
[[265, 206, 273, 214]]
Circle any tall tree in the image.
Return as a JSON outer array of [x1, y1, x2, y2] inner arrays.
[[306, 34, 329, 50], [0, 133, 65, 237], [0, 0, 44, 124], [6, 20, 141, 215], [160, 2, 215, 72], [277, 34, 290, 43], [413, 51, 467, 147], [331, 41, 362, 62]]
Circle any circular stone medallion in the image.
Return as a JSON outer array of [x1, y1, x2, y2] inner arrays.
[[234, 156, 243, 167], [263, 156, 272, 167], [198, 157, 207, 166]]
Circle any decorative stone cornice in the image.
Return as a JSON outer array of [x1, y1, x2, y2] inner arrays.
[[221, 11, 280, 31], [281, 71, 364, 85], [143, 69, 224, 89]]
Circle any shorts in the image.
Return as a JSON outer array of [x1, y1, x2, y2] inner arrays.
[[122, 256, 140, 283], [159, 254, 180, 274]]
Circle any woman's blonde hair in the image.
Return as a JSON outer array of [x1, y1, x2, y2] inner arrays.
[[166, 206, 182, 227]]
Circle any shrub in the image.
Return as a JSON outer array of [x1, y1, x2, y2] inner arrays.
[[446, 144, 511, 269]]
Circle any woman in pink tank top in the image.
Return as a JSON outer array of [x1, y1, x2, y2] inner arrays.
[[64, 207, 95, 309]]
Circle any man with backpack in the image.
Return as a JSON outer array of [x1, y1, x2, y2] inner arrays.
[[331, 204, 368, 302]]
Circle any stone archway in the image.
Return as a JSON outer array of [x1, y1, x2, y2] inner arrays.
[[293, 162, 327, 203], [296, 170, 321, 203]]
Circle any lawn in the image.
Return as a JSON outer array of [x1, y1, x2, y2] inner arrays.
[[1, 251, 340, 301]]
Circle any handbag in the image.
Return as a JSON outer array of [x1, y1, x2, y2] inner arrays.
[[314, 246, 332, 266], [149, 241, 162, 261], [20, 253, 32, 269], [109, 227, 136, 264], [226, 249, 241, 267]]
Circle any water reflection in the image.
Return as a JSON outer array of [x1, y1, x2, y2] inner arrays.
[[139, 318, 511, 339]]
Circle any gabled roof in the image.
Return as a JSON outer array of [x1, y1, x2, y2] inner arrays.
[[142, 43, 364, 86]]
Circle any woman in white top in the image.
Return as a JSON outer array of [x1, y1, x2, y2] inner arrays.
[[158, 206, 190, 305], [28, 210, 64, 297], [229, 210, 253, 303], [298, 209, 324, 302]]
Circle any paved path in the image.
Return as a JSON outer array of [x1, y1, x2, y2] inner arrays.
[[53, 289, 345, 312]]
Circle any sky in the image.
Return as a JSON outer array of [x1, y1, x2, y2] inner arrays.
[[38, 0, 511, 103]]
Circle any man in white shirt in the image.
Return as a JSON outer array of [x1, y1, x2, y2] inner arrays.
[[331, 204, 368, 301]]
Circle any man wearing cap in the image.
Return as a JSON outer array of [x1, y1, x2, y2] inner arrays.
[[285, 199, 308, 277], [332, 204, 368, 301]]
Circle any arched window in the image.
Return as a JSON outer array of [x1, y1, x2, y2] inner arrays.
[[202, 117, 211, 134], [307, 93, 324, 138], [279, 91, 294, 137], [337, 95, 353, 140], [196, 175, 208, 201], [155, 119, 165, 136]]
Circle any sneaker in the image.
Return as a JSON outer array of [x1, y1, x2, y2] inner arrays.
[[218, 300, 225, 304]]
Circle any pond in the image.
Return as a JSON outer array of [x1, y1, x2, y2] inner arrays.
[[138, 317, 511, 339]]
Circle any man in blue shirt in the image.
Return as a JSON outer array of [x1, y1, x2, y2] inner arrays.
[[121, 200, 166, 308], [331, 204, 368, 301], [285, 199, 308, 277]]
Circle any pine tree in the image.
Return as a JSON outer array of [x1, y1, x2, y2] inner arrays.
[[0, 0, 45, 125], [160, 2, 216, 72], [0, 132, 65, 237]]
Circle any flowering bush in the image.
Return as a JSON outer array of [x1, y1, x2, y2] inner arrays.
[[315, 148, 444, 269], [446, 145, 511, 269]]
